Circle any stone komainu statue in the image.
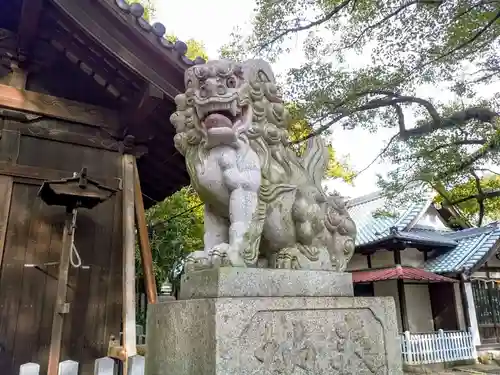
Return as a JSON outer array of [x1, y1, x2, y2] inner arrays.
[[170, 59, 356, 271]]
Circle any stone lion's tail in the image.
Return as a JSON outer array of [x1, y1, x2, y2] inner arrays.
[[301, 136, 329, 192], [324, 195, 357, 271]]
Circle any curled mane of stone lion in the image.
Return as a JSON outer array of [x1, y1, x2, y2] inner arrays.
[[170, 59, 356, 272]]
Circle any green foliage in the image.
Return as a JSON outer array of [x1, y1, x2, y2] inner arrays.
[[137, 187, 204, 289], [127, 1, 209, 61], [372, 209, 398, 219], [287, 103, 355, 183], [166, 35, 209, 61], [435, 175, 500, 225]]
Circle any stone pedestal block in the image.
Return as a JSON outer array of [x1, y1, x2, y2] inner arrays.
[[179, 268, 354, 299], [145, 269, 402, 375]]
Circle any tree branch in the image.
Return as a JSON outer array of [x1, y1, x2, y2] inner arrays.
[[447, 170, 500, 227], [453, 0, 494, 21], [431, 181, 471, 227], [403, 107, 499, 138], [447, 188, 500, 205], [355, 132, 400, 176], [338, 0, 443, 51], [294, 92, 441, 143], [257, 0, 352, 53]]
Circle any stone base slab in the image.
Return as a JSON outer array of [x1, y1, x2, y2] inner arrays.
[[179, 267, 354, 299], [146, 296, 402, 375]]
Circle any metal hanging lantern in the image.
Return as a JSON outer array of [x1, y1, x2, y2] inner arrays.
[[39, 167, 116, 210], [38, 167, 116, 375]]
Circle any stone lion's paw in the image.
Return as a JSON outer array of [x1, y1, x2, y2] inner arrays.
[[209, 243, 246, 267], [185, 250, 211, 272]]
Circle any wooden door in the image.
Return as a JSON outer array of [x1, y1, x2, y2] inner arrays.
[[0, 117, 123, 375], [471, 280, 500, 344], [429, 282, 459, 331]]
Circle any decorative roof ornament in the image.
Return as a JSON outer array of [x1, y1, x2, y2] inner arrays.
[[113, 0, 207, 66]]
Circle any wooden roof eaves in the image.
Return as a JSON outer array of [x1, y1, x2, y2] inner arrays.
[[98, 0, 206, 71], [50, 0, 185, 101]]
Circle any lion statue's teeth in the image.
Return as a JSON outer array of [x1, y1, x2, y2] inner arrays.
[[170, 58, 357, 272]]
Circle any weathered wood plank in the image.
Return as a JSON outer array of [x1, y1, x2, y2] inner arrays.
[[103, 190, 123, 364], [0, 184, 32, 374], [0, 162, 121, 190], [0, 176, 12, 269], [12, 186, 51, 367], [122, 154, 137, 367], [0, 84, 118, 128], [133, 159, 157, 304], [5, 121, 120, 151], [76, 149, 116, 375], [0, 128, 20, 163]]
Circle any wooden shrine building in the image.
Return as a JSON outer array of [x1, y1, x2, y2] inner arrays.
[[0, 0, 202, 374]]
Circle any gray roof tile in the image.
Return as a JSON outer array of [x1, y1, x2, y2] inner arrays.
[[346, 190, 433, 246], [347, 190, 500, 274], [424, 223, 500, 273], [394, 229, 458, 247]]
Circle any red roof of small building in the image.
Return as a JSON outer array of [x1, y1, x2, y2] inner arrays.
[[351, 265, 457, 283]]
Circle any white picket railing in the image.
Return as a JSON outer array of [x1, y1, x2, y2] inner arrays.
[[19, 355, 145, 375], [401, 329, 477, 365]]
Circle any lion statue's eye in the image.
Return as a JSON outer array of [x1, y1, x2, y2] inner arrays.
[[226, 76, 237, 88]]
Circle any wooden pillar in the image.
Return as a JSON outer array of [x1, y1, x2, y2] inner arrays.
[[394, 249, 409, 332], [47, 209, 77, 375], [397, 279, 409, 332], [133, 159, 157, 304], [122, 153, 137, 369], [0, 176, 12, 268], [463, 280, 482, 347], [460, 276, 472, 329]]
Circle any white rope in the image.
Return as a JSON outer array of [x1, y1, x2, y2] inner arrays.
[[70, 241, 82, 268], [69, 205, 82, 268]]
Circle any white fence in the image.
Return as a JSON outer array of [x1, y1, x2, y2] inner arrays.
[[19, 355, 145, 375], [401, 329, 477, 365]]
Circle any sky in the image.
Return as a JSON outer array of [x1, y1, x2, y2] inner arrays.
[[153, 0, 495, 199]]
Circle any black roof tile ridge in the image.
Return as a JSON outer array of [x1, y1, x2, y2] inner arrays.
[[446, 221, 500, 239], [114, 0, 207, 66]]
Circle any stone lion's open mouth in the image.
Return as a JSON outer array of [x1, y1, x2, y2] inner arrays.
[[202, 110, 238, 129], [198, 100, 247, 130], [198, 101, 238, 122]]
